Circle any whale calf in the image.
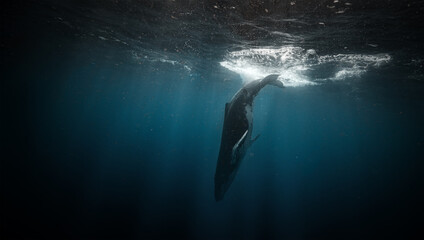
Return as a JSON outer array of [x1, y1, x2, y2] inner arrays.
[[214, 74, 283, 201]]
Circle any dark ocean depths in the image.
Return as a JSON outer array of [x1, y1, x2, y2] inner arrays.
[[1, 0, 424, 239]]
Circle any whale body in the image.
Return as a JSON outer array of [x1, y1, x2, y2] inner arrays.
[[214, 74, 283, 201]]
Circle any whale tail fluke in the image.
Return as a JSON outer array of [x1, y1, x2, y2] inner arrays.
[[261, 74, 284, 88]]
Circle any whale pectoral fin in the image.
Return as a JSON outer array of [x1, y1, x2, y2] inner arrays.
[[250, 134, 260, 145], [231, 130, 248, 164]]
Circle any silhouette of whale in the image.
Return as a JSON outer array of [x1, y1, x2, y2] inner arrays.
[[215, 74, 283, 201]]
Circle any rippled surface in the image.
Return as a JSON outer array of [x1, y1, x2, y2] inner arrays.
[[4, 0, 423, 76], [2, 1, 424, 239]]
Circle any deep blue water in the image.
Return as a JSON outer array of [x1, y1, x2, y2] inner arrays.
[[2, 1, 424, 239]]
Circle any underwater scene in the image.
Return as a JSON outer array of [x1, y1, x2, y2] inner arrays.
[[2, 0, 423, 239]]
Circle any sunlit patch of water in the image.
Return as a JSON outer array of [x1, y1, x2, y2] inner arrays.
[[220, 46, 391, 87]]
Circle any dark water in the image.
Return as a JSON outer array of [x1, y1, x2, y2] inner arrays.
[[2, 1, 424, 239]]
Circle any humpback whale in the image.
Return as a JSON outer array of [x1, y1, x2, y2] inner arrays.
[[214, 74, 284, 201]]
